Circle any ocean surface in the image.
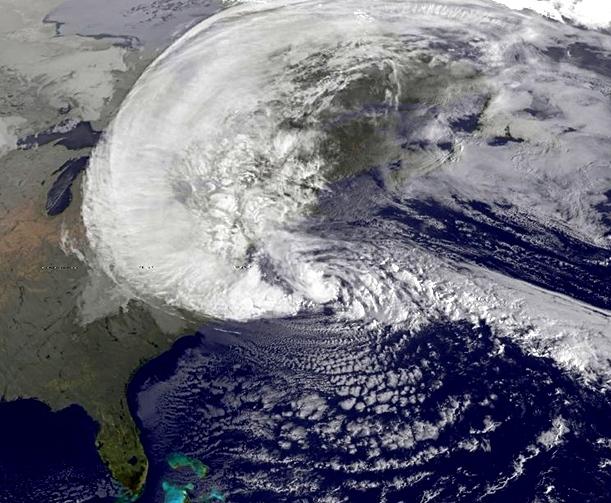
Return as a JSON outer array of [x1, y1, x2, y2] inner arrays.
[[2, 1, 611, 502], [0, 399, 117, 502], [127, 314, 611, 502], [120, 181, 611, 502]]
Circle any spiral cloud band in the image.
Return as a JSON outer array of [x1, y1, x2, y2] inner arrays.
[[82, 0, 611, 378]]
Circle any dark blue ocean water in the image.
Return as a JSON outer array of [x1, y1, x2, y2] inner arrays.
[[379, 196, 611, 310], [0, 399, 117, 502], [1, 188, 609, 502], [123, 181, 610, 502], [127, 317, 611, 503], [3, 2, 610, 501]]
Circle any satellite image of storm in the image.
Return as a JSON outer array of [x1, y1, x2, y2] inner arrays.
[[1, 0, 611, 502]]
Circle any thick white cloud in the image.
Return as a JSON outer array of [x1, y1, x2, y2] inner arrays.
[[83, 0, 611, 380], [493, 0, 611, 29], [0, 116, 24, 157]]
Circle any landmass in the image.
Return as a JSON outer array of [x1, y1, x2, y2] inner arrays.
[[0, 0, 510, 496], [0, 0, 209, 495]]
